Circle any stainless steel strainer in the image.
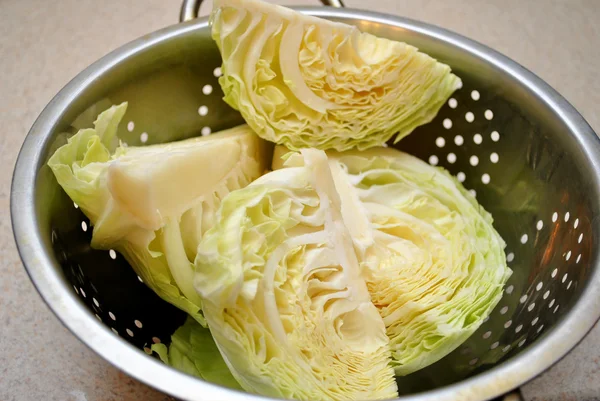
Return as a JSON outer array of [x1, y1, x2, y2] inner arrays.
[[10, 0, 600, 400]]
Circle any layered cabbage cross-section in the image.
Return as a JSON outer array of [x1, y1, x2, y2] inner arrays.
[[211, 0, 461, 151], [274, 146, 511, 376], [195, 149, 398, 400]]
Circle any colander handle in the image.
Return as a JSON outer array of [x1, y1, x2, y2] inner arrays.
[[180, 0, 345, 22]]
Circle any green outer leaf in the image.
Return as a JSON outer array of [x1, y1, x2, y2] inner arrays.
[[47, 103, 126, 223], [152, 317, 242, 390]]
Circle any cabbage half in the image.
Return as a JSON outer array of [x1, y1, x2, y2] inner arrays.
[[48, 103, 270, 325], [195, 149, 398, 400], [211, 0, 461, 151], [152, 316, 242, 390], [274, 146, 511, 376]]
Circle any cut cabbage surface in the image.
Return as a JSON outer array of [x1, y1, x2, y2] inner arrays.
[[48, 103, 270, 325], [211, 0, 461, 151], [195, 148, 398, 400], [274, 145, 511, 375]]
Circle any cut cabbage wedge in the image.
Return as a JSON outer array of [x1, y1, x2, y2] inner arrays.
[[48, 103, 270, 326], [195, 148, 398, 400], [274, 145, 512, 376], [211, 0, 461, 151]]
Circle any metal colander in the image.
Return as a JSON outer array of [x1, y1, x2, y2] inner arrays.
[[10, 0, 600, 400]]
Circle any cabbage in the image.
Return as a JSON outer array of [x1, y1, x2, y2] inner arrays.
[[210, 0, 461, 151], [152, 316, 242, 390], [48, 103, 270, 325], [274, 146, 511, 375], [195, 148, 398, 400]]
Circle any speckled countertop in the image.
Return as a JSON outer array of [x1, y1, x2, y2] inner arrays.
[[1, 0, 599, 400]]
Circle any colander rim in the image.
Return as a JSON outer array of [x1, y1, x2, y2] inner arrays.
[[11, 7, 600, 401]]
